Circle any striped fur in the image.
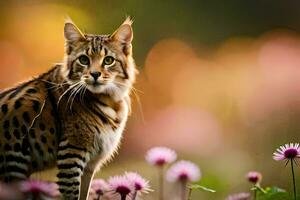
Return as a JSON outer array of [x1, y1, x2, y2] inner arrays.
[[0, 18, 136, 200]]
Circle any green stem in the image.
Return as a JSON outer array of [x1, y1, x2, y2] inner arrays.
[[291, 160, 297, 200], [255, 184, 266, 194], [159, 167, 164, 200], [253, 183, 259, 200], [187, 187, 192, 200]]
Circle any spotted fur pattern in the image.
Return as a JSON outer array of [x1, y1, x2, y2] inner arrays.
[[0, 18, 136, 200]]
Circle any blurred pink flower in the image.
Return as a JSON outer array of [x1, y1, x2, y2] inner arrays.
[[133, 106, 222, 156], [108, 176, 133, 199], [125, 172, 151, 193], [166, 160, 201, 182], [20, 179, 59, 198], [226, 192, 251, 200], [273, 143, 300, 162], [246, 171, 262, 184], [0, 182, 23, 200], [145, 146, 177, 166], [89, 179, 109, 199]]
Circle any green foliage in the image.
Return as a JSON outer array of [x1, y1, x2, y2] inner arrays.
[[254, 186, 292, 200], [188, 183, 216, 193]]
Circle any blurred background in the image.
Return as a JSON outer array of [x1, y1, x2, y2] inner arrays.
[[1, 0, 300, 199]]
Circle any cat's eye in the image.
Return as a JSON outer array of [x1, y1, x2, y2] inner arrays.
[[103, 56, 115, 66], [78, 55, 90, 66]]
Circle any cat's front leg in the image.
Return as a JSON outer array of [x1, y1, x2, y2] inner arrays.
[[56, 141, 89, 200], [79, 153, 105, 200], [79, 164, 96, 200]]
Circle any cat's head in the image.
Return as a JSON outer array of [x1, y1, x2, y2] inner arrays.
[[62, 18, 136, 101]]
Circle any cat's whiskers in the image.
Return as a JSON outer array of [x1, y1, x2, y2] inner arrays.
[[79, 84, 87, 105], [113, 80, 142, 94], [66, 84, 81, 111], [40, 79, 69, 92], [40, 79, 68, 87], [114, 80, 142, 102], [113, 80, 144, 122], [57, 81, 82, 107], [68, 82, 86, 110], [47, 84, 67, 91], [39, 79, 60, 86], [69, 83, 85, 111]]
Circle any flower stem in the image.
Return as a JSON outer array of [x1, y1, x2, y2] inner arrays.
[[187, 187, 192, 200], [32, 193, 38, 200], [121, 194, 127, 200], [159, 167, 164, 200], [180, 181, 187, 200], [132, 190, 137, 200], [291, 160, 297, 200], [252, 183, 259, 200]]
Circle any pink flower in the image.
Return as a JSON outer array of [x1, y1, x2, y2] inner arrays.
[[0, 182, 23, 200], [124, 172, 151, 193], [273, 143, 299, 200], [108, 176, 133, 199], [273, 143, 300, 162], [226, 192, 251, 200], [166, 160, 201, 182], [145, 147, 177, 166], [246, 171, 262, 184], [89, 179, 109, 199], [20, 180, 59, 198]]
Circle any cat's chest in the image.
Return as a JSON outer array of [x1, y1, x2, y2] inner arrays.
[[92, 100, 128, 158]]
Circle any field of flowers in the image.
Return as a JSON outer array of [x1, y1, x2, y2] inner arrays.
[[1, 144, 299, 199]]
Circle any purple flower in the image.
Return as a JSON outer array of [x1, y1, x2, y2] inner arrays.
[[145, 147, 175, 200], [108, 176, 133, 200], [246, 171, 262, 184], [90, 179, 109, 199], [20, 180, 59, 198], [145, 146, 177, 166], [125, 172, 151, 193], [273, 143, 299, 200], [166, 160, 201, 182], [226, 192, 251, 200], [273, 143, 300, 162]]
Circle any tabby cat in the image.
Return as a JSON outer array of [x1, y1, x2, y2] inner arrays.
[[0, 18, 136, 200]]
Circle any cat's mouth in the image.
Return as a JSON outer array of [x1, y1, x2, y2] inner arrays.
[[85, 84, 103, 94], [82, 77, 114, 94], [84, 79, 105, 87], [92, 81, 102, 86], [84, 80, 109, 94]]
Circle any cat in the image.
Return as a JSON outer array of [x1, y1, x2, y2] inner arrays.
[[0, 17, 136, 200]]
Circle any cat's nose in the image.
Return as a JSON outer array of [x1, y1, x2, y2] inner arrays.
[[90, 71, 101, 81]]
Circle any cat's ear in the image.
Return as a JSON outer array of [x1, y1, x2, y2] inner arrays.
[[64, 19, 85, 42], [111, 17, 133, 45]]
